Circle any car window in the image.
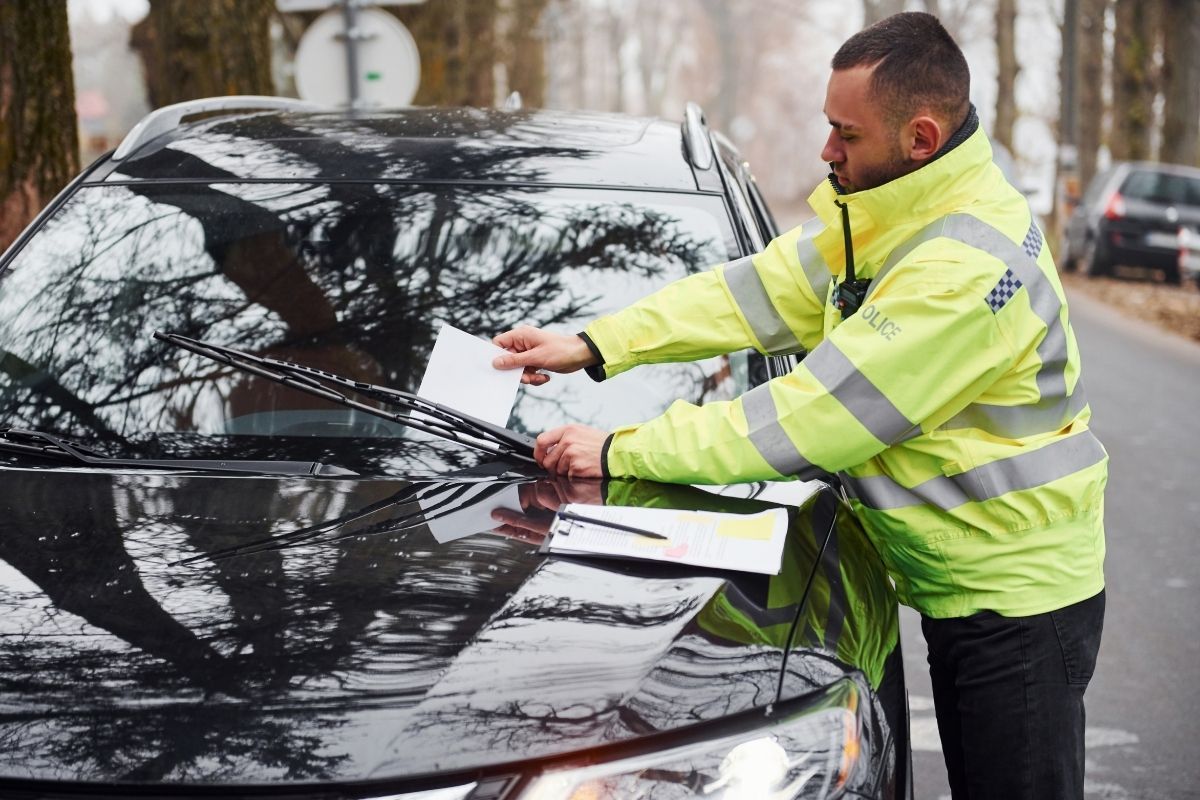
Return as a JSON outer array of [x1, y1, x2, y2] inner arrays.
[[1120, 169, 1200, 206], [0, 183, 748, 473]]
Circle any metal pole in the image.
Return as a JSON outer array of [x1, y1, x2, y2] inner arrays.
[[341, 0, 360, 109]]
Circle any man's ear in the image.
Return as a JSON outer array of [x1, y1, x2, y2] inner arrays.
[[907, 115, 944, 163]]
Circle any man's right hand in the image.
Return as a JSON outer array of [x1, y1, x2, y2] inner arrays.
[[492, 325, 597, 386]]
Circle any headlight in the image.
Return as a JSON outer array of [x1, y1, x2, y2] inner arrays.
[[519, 678, 864, 800]]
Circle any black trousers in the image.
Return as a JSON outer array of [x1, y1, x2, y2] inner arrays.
[[921, 590, 1105, 800]]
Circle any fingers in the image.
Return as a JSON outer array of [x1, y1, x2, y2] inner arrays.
[[493, 345, 546, 371], [534, 426, 567, 465], [491, 507, 552, 535], [522, 368, 551, 386], [534, 425, 605, 478], [492, 326, 590, 378], [491, 325, 539, 352]]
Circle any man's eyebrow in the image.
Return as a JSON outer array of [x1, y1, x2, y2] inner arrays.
[[827, 118, 861, 132]]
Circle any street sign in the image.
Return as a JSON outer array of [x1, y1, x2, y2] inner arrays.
[[294, 7, 421, 108], [277, 0, 425, 11]]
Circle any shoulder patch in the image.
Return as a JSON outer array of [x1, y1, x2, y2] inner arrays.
[[1021, 222, 1043, 260], [986, 268, 1023, 313]]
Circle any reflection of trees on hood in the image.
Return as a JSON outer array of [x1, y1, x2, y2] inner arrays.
[[0, 116, 715, 456], [0, 470, 541, 781]]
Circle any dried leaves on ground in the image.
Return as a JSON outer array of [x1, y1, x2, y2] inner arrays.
[[1061, 272, 1200, 343]]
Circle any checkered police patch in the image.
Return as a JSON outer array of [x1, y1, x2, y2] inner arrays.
[[1021, 222, 1043, 260], [986, 268, 1023, 313]]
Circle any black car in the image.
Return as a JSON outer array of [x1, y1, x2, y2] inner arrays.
[[1062, 160, 1200, 283], [0, 97, 909, 798]]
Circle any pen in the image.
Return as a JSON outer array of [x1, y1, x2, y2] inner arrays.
[[556, 509, 670, 540]]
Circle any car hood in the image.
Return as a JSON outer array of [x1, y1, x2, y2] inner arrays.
[[0, 466, 897, 789]]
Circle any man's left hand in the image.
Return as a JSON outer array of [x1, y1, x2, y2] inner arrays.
[[536, 424, 607, 477]]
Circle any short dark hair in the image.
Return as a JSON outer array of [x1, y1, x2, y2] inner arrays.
[[832, 12, 970, 129]]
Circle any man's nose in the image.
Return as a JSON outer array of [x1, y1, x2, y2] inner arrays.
[[821, 131, 843, 165]]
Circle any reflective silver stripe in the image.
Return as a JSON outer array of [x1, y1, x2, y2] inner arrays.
[[942, 381, 1090, 439], [803, 341, 917, 445], [741, 382, 814, 476], [936, 215, 1070, 400], [938, 215, 1075, 413], [847, 430, 1107, 512], [723, 255, 804, 355], [795, 218, 832, 303]]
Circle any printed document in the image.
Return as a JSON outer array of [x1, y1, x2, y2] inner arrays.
[[546, 503, 789, 575], [417, 323, 523, 426]]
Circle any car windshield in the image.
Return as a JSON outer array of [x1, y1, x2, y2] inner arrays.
[[1120, 169, 1200, 205], [0, 183, 748, 474]]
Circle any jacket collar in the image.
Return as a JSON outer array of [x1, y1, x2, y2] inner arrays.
[[807, 110, 995, 234]]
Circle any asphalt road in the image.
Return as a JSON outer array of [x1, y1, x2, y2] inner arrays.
[[901, 285, 1200, 799]]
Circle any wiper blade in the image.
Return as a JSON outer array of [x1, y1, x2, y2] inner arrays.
[[0, 428, 355, 476], [154, 331, 536, 463]]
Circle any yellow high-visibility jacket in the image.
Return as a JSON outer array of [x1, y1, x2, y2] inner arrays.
[[583, 126, 1107, 619]]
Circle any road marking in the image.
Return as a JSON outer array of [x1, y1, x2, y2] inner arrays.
[[909, 693, 935, 711], [1085, 727, 1140, 748], [909, 716, 943, 752]]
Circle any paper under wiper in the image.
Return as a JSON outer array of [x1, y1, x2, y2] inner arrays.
[[545, 503, 790, 575], [417, 323, 523, 427]]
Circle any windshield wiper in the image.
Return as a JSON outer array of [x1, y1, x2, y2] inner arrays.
[[154, 331, 536, 463], [0, 428, 356, 476]]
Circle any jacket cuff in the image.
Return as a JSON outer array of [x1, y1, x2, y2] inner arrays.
[[603, 425, 639, 477], [577, 331, 607, 383], [600, 432, 613, 479]]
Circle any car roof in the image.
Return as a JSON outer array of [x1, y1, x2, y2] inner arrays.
[[1110, 160, 1200, 179], [94, 106, 707, 192]]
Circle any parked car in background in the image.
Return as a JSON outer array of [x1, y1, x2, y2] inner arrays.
[[0, 97, 910, 799], [1061, 161, 1200, 283]]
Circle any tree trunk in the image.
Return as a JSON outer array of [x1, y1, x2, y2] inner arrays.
[[129, 0, 274, 109], [694, 0, 738, 128], [1160, 0, 1200, 166], [395, 1, 500, 107], [1110, 0, 1159, 161], [501, 0, 549, 107], [993, 0, 1019, 152], [1077, 0, 1108, 193], [0, 0, 79, 253]]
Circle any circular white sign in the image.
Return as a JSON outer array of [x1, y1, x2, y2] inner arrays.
[[295, 8, 421, 108]]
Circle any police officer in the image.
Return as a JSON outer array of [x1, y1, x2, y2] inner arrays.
[[493, 12, 1105, 799]]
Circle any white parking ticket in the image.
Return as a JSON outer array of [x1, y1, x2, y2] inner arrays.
[[416, 323, 523, 426]]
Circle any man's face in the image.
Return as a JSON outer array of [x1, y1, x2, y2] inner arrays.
[[821, 65, 913, 193]]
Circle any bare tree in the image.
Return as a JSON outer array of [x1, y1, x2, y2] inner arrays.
[[130, 0, 274, 108], [1110, 0, 1159, 161], [1159, 0, 1200, 166], [993, 0, 1018, 152], [0, 0, 79, 252], [1077, 0, 1108, 193]]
